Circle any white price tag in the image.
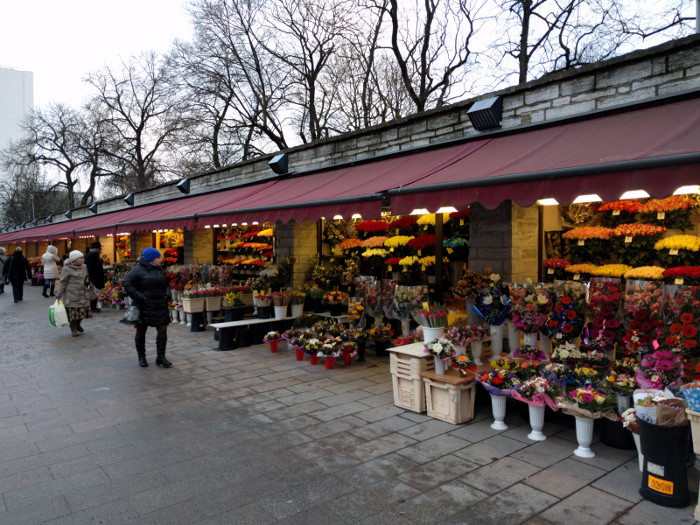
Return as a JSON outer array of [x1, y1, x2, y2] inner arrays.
[[573, 274, 581, 281], [624, 236, 633, 243], [547, 268, 554, 275], [578, 239, 585, 246], [675, 278, 684, 285], [657, 212, 665, 220], [669, 249, 679, 256], [612, 209, 621, 216]]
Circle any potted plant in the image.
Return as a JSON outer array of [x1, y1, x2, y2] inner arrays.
[[254, 292, 273, 319], [369, 323, 394, 356], [474, 273, 511, 356], [272, 291, 291, 319], [319, 338, 342, 369], [290, 289, 306, 318], [343, 327, 370, 362], [181, 289, 205, 313], [450, 352, 476, 377], [324, 290, 348, 317], [413, 302, 449, 342], [444, 325, 473, 355], [304, 337, 323, 365], [341, 341, 358, 366], [423, 337, 455, 375], [283, 329, 311, 361]]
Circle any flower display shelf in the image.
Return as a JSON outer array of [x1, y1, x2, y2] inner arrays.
[[205, 296, 223, 312], [388, 342, 435, 413], [420, 369, 476, 425], [182, 297, 205, 313]]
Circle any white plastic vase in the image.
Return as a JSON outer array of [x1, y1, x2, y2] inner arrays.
[[179, 311, 186, 325], [206, 311, 214, 325], [454, 344, 466, 356], [490, 394, 508, 430], [274, 305, 287, 320], [540, 334, 552, 355], [489, 324, 504, 356], [574, 416, 595, 458], [96, 300, 103, 310], [523, 332, 538, 347], [170, 310, 177, 322], [617, 394, 632, 414], [527, 405, 547, 441], [422, 326, 445, 343], [401, 319, 411, 337], [506, 320, 519, 355], [291, 303, 303, 318], [185, 312, 191, 327], [471, 340, 483, 365], [632, 432, 644, 472], [434, 357, 446, 375]]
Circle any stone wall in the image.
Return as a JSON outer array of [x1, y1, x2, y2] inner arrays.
[[511, 204, 540, 283], [468, 202, 513, 278], [192, 229, 215, 264], [37, 35, 700, 227]]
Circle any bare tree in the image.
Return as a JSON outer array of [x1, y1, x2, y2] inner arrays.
[[87, 52, 183, 192]]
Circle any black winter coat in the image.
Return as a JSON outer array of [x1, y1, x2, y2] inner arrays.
[[2, 254, 32, 282], [84, 250, 105, 289], [123, 259, 170, 326]]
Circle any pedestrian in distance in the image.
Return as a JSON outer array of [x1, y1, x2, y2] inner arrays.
[[0, 247, 7, 294], [123, 248, 172, 368], [85, 241, 105, 312], [55, 250, 92, 337], [41, 245, 62, 298], [2, 247, 32, 303]]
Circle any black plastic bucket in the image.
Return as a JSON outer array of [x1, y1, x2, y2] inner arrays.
[[600, 418, 635, 450], [638, 419, 690, 507]]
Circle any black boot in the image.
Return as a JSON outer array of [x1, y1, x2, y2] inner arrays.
[[136, 334, 148, 367], [50, 284, 55, 297], [155, 336, 172, 368], [42, 284, 49, 297]]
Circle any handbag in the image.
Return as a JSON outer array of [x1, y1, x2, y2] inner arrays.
[[120, 304, 141, 324], [86, 284, 100, 301]]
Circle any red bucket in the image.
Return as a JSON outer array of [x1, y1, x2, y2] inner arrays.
[[325, 356, 334, 369], [343, 353, 351, 366], [270, 341, 278, 353], [310, 355, 319, 365], [295, 348, 304, 361]]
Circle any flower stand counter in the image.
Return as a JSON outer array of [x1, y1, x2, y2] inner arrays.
[[388, 342, 436, 413], [419, 368, 476, 424]]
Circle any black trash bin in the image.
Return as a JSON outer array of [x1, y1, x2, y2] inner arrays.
[[638, 418, 690, 507]]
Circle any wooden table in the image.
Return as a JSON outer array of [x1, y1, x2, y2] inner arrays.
[[420, 369, 476, 424], [388, 343, 434, 413]]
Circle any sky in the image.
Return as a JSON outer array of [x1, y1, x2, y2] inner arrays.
[[0, 0, 193, 109]]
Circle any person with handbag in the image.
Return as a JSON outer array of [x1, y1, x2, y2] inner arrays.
[[2, 247, 32, 303], [123, 248, 171, 368], [41, 245, 62, 298], [0, 247, 7, 294], [54, 250, 92, 336], [84, 241, 105, 312]]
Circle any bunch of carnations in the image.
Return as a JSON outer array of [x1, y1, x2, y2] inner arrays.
[[444, 325, 474, 347], [636, 350, 684, 389], [423, 337, 455, 359], [566, 386, 617, 415], [511, 285, 551, 333], [513, 344, 547, 362], [263, 331, 283, 343], [451, 353, 477, 376]]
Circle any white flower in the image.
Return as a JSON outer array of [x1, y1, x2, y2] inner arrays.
[[433, 343, 443, 353], [483, 295, 493, 305], [524, 294, 535, 304], [490, 273, 500, 282]]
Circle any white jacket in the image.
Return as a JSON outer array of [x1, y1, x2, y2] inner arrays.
[[41, 246, 61, 280]]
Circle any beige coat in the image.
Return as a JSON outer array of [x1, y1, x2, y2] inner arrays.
[[55, 262, 89, 308], [41, 246, 61, 280]]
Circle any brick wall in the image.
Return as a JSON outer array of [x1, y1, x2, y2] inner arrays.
[[192, 229, 215, 264], [134, 232, 154, 260]]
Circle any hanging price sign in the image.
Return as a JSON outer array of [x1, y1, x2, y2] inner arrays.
[[573, 274, 581, 281], [417, 249, 422, 256], [578, 240, 585, 246], [675, 278, 684, 285], [657, 212, 666, 220], [547, 268, 554, 275], [669, 249, 679, 256], [624, 236, 633, 243], [612, 210, 621, 216], [459, 219, 464, 226], [447, 247, 454, 254], [387, 265, 392, 272]]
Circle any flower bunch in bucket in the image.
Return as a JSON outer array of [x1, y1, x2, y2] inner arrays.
[[477, 369, 520, 396], [636, 350, 684, 389], [512, 377, 562, 409], [272, 291, 291, 306], [263, 331, 283, 343], [511, 284, 551, 334], [564, 386, 617, 417], [513, 344, 547, 362], [413, 302, 449, 328], [474, 273, 511, 326], [423, 337, 455, 359], [224, 290, 244, 307], [451, 353, 476, 376]]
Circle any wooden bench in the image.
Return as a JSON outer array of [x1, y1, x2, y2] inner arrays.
[[210, 316, 295, 350]]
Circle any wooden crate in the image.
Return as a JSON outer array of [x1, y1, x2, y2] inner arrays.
[[389, 343, 434, 413], [421, 369, 476, 424]]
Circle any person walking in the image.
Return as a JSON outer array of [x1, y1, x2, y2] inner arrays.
[[55, 250, 92, 337], [0, 247, 7, 295], [123, 248, 172, 368], [41, 245, 62, 297], [84, 241, 105, 312], [2, 247, 32, 303]]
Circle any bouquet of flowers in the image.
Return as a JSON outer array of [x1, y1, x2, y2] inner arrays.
[[541, 362, 570, 383], [578, 350, 610, 369], [272, 292, 291, 307], [290, 289, 306, 305], [283, 329, 311, 350], [413, 302, 449, 328], [452, 269, 490, 300], [516, 360, 543, 380], [512, 377, 562, 409], [318, 338, 342, 357], [342, 327, 370, 343], [543, 258, 571, 281], [541, 282, 586, 344], [562, 386, 617, 418], [601, 369, 637, 395], [620, 279, 663, 356], [550, 340, 581, 362], [474, 273, 511, 326], [392, 285, 428, 321], [357, 278, 383, 319], [324, 290, 347, 304], [254, 292, 272, 307], [224, 290, 244, 307], [572, 366, 600, 386], [511, 284, 551, 334], [293, 313, 322, 329], [641, 196, 696, 230], [582, 278, 624, 354], [347, 299, 365, 325], [369, 324, 394, 340], [636, 350, 684, 389], [304, 337, 323, 356], [451, 353, 476, 376], [663, 267, 700, 286], [444, 325, 474, 347], [341, 341, 358, 357], [513, 344, 547, 362], [477, 369, 520, 396], [424, 337, 455, 359], [263, 331, 283, 343], [490, 356, 518, 372]]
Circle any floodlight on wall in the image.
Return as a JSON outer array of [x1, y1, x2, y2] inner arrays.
[[268, 153, 288, 175], [89, 203, 98, 214], [619, 190, 650, 200], [572, 194, 602, 204], [332, 215, 343, 220], [32, 219, 38, 226], [65, 210, 72, 219], [176, 178, 190, 194], [436, 206, 458, 214], [467, 96, 503, 131], [537, 198, 559, 206], [351, 214, 362, 219], [45, 215, 53, 223], [409, 208, 429, 215], [124, 193, 135, 206], [674, 185, 700, 195]]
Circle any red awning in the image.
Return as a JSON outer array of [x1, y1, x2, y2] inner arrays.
[[390, 98, 700, 213]]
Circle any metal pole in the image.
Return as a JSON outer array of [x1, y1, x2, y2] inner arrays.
[[30, 195, 35, 221], [697, 0, 699, 33]]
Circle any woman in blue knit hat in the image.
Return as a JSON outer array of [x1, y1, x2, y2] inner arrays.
[[123, 247, 172, 368]]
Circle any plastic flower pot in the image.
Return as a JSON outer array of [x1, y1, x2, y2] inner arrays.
[[310, 354, 319, 365], [471, 340, 483, 365], [295, 348, 304, 361], [329, 303, 343, 317], [269, 341, 278, 353], [422, 326, 444, 342], [490, 394, 508, 430], [489, 324, 504, 355], [574, 416, 595, 458], [325, 356, 334, 369], [224, 307, 245, 322], [291, 303, 303, 318], [343, 352, 351, 366], [506, 320, 519, 355], [527, 405, 547, 441], [274, 305, 287, 320]]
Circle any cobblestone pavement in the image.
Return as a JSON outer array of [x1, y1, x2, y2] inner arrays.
[[1, 283, 698, 524]]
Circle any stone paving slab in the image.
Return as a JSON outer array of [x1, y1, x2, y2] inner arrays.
[[0, 288, 699, 524]]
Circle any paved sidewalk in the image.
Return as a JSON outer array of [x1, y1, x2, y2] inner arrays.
[[0, 283, 698, 524]]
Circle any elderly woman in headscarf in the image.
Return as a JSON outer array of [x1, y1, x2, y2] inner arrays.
[[55, 250, 92, 337], [41, 245, 62, 297]]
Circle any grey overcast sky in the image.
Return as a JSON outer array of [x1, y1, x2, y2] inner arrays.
[[0, 0, 192, 108]]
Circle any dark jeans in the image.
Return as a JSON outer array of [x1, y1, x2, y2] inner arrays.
[[10, 278, 24, 302], [90, 299, 99, 311]]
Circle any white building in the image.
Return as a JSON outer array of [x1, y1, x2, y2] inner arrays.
[[0, 66, 33, 179]]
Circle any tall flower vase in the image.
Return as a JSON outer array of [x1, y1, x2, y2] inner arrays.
[[179, 311, 186, 325], [632, 432, 644, 472], [466, 297, 478, 326], [434, 357, 446, 375], [422, 326, 445, 343], [540, 334, 551, 356], [291, 303, 303, 318], [170, 310, 177, 322], [186, 312, 191, 327], [574, 416, 595, 458], [523, 332, 538, 347], [471, 340, 483, 365], [506, 320, 519, 356], [489, 324, 504, 357], [454, 344, 466, 356], [490, 394, 508, 430], [527, 405, 547, 441], [617, 394, 632, 414], [206, 311, 214, 325], [401, 319, 411, 337]]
